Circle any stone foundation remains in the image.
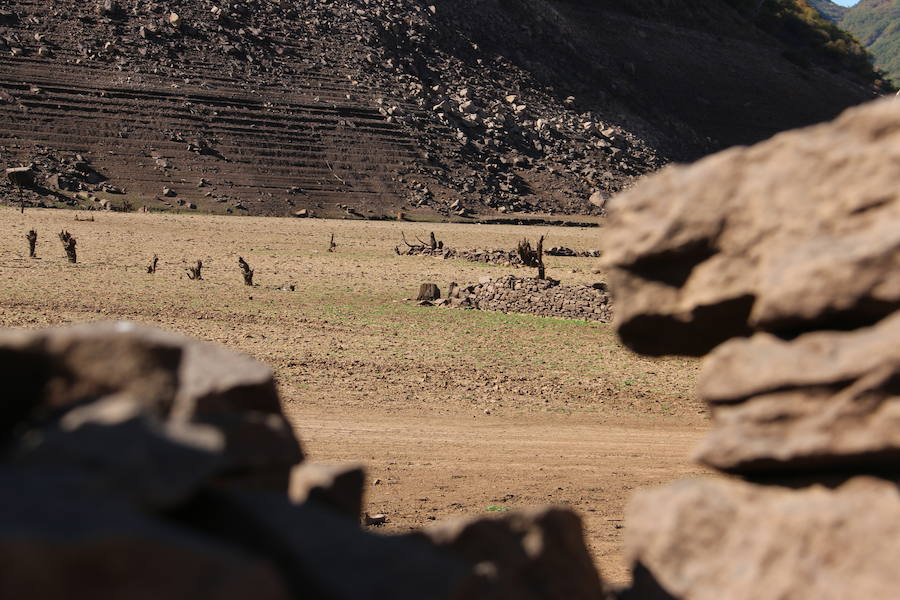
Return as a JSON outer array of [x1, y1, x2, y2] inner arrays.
[[440, 275, 612, 322]]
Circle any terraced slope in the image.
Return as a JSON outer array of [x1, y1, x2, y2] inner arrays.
[[0, 2, 441, 217], [0, 0, 888, 218]]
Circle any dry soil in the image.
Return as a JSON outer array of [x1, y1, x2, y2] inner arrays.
[[0, 207, 709, 584]]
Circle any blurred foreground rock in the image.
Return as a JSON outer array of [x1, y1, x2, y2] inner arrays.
[[695, 311, 900, 474], [417, 507, 604, 600], [0, 321, 605, 599], [603, 98, 900, 357], [604, 98, 900, 599], [625, 477, 900, 600]]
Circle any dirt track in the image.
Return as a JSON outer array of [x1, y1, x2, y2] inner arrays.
[[0, 207, 708, 584], [297, 410, 706, 584]]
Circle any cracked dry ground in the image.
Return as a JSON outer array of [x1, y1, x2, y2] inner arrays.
[[0, 207, 708, 584]]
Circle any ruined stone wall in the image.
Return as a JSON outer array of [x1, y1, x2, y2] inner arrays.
[[442, 275, 612, 322]]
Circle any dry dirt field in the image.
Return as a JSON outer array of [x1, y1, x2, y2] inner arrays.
[[0, 207, 709, 584]]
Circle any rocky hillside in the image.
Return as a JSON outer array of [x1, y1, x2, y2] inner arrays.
[[0, 0, 888, 219]]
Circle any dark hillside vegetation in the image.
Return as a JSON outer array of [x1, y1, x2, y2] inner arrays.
[[807, 0, 851, 22], [841, 0, 900, 85]]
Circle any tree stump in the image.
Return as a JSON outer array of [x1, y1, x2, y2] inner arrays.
[[186, 260, 203, 280], [417, 283, 441, 301], [238, 256, 254, 286], [58, 231, 77, 263], [26, 229, 37, 258], [517, 235, 546, 279], [147, 254, 158, 274]]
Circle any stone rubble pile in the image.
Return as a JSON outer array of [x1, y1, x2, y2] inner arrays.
[[544, 246, 603, 258], [399, 243, 601, 267], [440, 275, 612, 323], [397, 243, 524, 267], [0, 321, 606, 599], [603, 98, 900, 599]]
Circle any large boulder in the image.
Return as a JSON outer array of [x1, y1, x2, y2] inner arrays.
[[602, 98, 900, 356], [0, 321, 302, 491], [625, 476, 900, 600], [415, 507, 605, 600], [693, 311, 900, 474]]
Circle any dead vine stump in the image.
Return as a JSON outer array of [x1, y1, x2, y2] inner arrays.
[[186, 260, 203, 280], [58, 230, 77, 263], [417, 283, 441, 301], [328, 233, 336, 253], [517, 235, 545, 279], [147, 254, 158, 274], [238, 256, 254, 286], [26, 229, 37, 258]]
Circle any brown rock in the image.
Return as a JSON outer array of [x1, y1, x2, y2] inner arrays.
[[625, 476, 900, 600], [5, 166, 34, 187], [588, 191, 606, 209], [415, 507, 604, 600], [693, 311, 900, 474], [289, 463, 365, 520], [0, 322, 302, 491], [602, 98, 900, 356]]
